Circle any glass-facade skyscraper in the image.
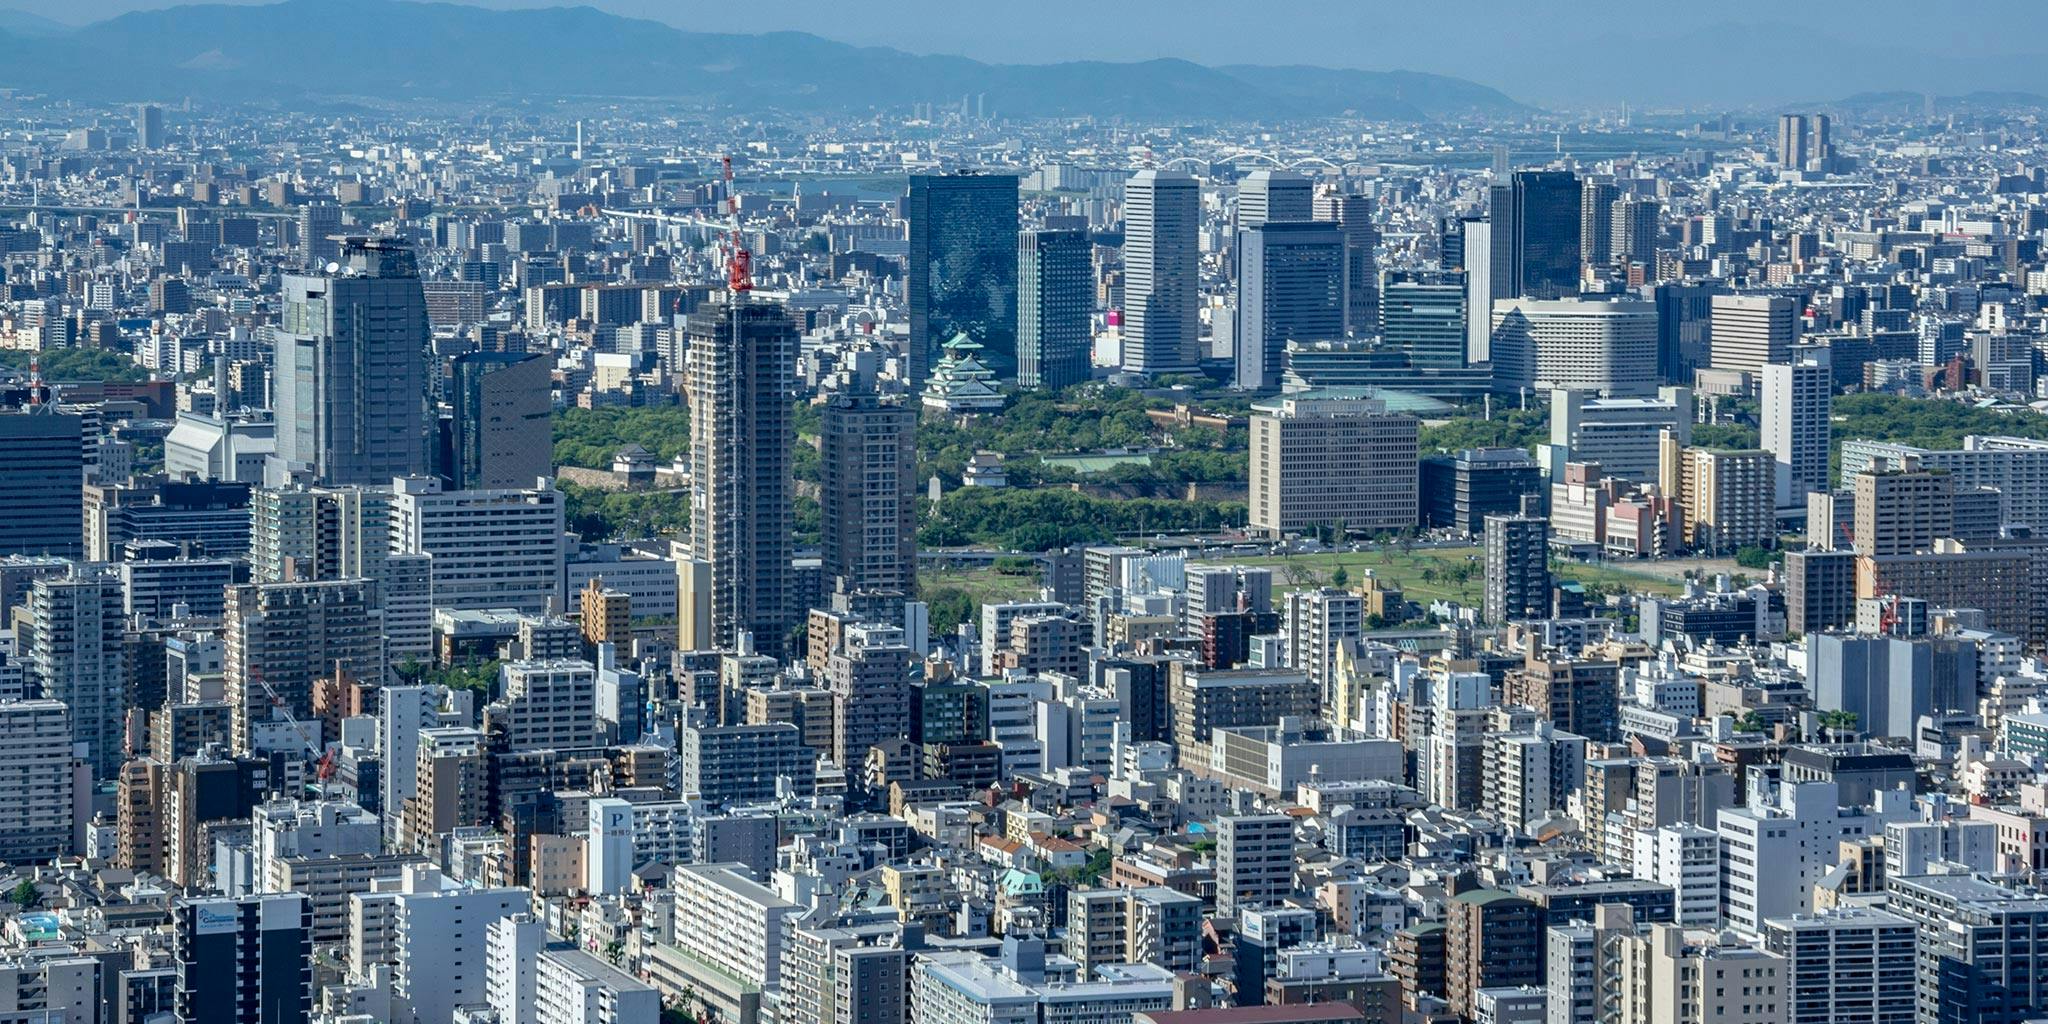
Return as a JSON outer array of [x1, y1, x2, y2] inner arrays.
[[1235, 221, 1344, 390], [1017, 228, 1092, 390], [1488, 169, 1582, 301], [1380, 270, 1469, 369], [906, 172, 1019, 386], [1123, 170, 1201, 375], [274, 237, 429, 486]]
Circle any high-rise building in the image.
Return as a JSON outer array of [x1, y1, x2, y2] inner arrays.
[[1216, 814, 1295, 917], [223, 578, 385, 755], [1017, 228, 1092, 390], [1547, 387, 1691, 483], [1235, 170, 1313, 230], [1611, 197, 1661, 271], [1852, 459, 1953, 557], [273, 237, 429, 485], [906, 172, 1019, 385], [1579, 178, 1618, 268], [136, 103, 165, 150], [1280, 588, 1362, 708], [1380, 270, 1469, 369], [1484, 506, 1551, 625], [0, 699, 81, 863], [1489, 170, 1582, 302], [1420, 447, 1543, 535], [1122, 170, 1201, 375], [1235, 221, 1344, 390], [1708, 294, 1799, 374], [1777, 114, 1834, 172], [1659, 437, 1776, 554], [1444, 890, 1544, 1019], [820, 390, 916, 621], [826, 623, 912, 770], [1761, 349, 1832, 508], [1248, 394, 1418, 538], [1886, 873, 2048, 1024], [1315, 189, 1380, 336], [1784, 549, 1856, 635], [684, 298, 796, 654], [1613, 924, 1786, 1024], [680, 720, 817, 806], [172, 893, 313, 1024], [389, 475, 564, 614], [0, 407, 84, 558], [26, 570, 125, 778], [1762, 907, 1916, 1024], [449, 351, 551, 490], [296, 203, 343, 267], [1490, 299, 1659, 398]]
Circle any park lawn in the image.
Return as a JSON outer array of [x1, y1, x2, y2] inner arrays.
[[919, 565, 1048, 608], [1551, 559, 1688, 598], [1236, 548, 1487, 606]]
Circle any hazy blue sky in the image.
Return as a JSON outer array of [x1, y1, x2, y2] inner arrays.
[[9, 0, 2047, 106]]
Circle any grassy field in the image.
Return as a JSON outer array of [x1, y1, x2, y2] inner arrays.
[[1236, 547, 1690, 604], [918, 566, 1047, 608]]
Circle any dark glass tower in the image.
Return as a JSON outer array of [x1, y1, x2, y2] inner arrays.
[[1488, 170, 1582, 301], [1379, 270, 1469, 368], [906, 173, 1019, 386], [1017, 228, 1092, 390]]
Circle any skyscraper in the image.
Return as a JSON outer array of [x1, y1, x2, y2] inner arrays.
[[26, 570, 125, 778], [1484, 505, 1551, 625], [1777, 113, 1833, 172], [136, 103, 165, 150], [1380, 270, 1469, 368], [1488, 170, 1582, 301], [906, 172, 1019, 386], [1122, 170, 1201, 375], [820, 389, 916, 621], [0, 406, 84, 558], [1235, 221, 1344, 390], [1762, 348, 1832, 509], [449, 351, 551, 490], [173, 893, 313, 1024], [1579, 178, 1618, 268], [223, 578, 385, 755], [1315, 190, 1379, 336], [1611, 196, 1661, 271], [1709, 294, 1799, 373], [685, 297, 796, 655], [1016, 228, 1092, 389], [297, 203, 343, 266], [273, 237, 429, 486], [1235, 169, 1313, 230]]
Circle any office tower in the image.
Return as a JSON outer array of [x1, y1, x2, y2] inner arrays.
[[1249, 394, 1418, 538], [1490, 169, 1582, 301], [389, 475, 564, 614], [0, 406, 84, 558], [1612, 196, 1660, 270], [249, 484, 430, 661], [1761, 349, 1832, 508], [449, 351, 551, 490], [1420, 447, 1542, 535], [1016, 228, 1092, 389], [906, 172, 1019, 385], [1235, 169, 1313, 229], [26, 570, 126, 778], [1216, 814, 1295, 916], [1281, 588, 1362, 708], [1490, 298, 1659, 397], [820, 390, 916, 621], [1784, 549, 1856, 634], [1315, 189, 1379, 335], [274, 238, 429, 485], [1380, 270, 1468, 368], [173, 893, 313, 1024], [1444, 890, 1543, 1019], [684, 298, 796, 654], [0, 699, 80, 862], [136, 103, 165, 149], [1235, 221, 1344, 389], [1547, 387, 1691, 483], [1484, 507, 1551, 625], [1778, 114, 1811, 170], [1708, 294, 1799, 374], [1761, 907, 1915, 1024], [1462, 217, 1497, 362], [1580, 178, 1618, 267], [825, 623, 912, 769], [296, 203, 343, 266], [1122, 170, 1201, 374], [223, 578, 385, 755], [1659, 438, 1775, 554]]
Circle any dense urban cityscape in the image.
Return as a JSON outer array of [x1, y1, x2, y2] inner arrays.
[[2, 3, 2048, 1024]]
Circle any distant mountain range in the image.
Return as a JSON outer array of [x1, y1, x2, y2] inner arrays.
[[0, 0, 1525, 120]]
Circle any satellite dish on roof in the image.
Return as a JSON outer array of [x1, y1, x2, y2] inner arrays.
[[324, 262, 341, 275]]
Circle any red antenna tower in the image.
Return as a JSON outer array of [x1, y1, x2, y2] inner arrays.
[[26, 354, 43, 406], [724, 155, 752, 293]]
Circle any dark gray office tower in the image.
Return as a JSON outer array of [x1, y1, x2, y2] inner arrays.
[[1316, 191, 1380, 336], [136, 103, 165, 150], [449, 351, 551, 490], [1484, 503, 1551, 625], [1017, 228, 1092, 390], [173, 893, 312, 1024], [274, 238, 429, 485], [1440, 216, 1467, 271], [906, 172, 1019, 386], [1612, 196, 1661, 270], [1380, 270, 1469, 368], [1579, 179, 1618, 268], [0, 406, 83, 557], [685, 297, 796, 655], [1235, 221, 1344, 390], [1488, 170, 1581, 301], [821, 389, 916, 621], [297, 204, 342, 266]]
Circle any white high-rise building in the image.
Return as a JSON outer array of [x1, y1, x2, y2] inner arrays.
[[1716, 782, 1914, 934], [1761, 349, 1832, 508], [1122, 170, 1201, 374], [1490, 299, 1659, 398], [1545, 387, 1692, 483], [389, 865, 533, 1024], [0, 699, 80, 863], [586, 797, 634, 896], [1235, 169, 1313, 230], [1630, 824, 1720, 926], [1709, 294, 1799, 374], [389, 474, 564, 614]]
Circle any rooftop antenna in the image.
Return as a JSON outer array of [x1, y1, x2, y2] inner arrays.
[[724, 155, 752, 294]]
